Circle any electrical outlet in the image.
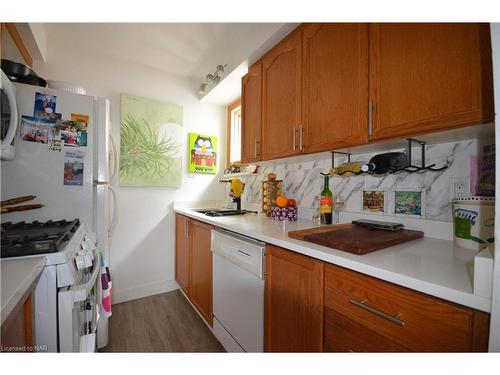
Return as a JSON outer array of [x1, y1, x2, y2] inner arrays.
[[450, 177, 470, 199]]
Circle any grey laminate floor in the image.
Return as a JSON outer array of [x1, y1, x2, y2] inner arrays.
[[100, 289, 225, 352]]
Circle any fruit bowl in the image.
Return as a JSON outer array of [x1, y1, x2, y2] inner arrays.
[[271, 206, 298, 221]]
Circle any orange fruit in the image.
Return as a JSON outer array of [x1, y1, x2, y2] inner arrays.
[[276, 195, 288, 208]]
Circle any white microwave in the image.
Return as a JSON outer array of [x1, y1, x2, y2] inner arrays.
[[1, 69, 19, 160]]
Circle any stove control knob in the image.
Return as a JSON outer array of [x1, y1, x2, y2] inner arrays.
[[83, 254, 93, 268], [85, 233, 97, 244], [85, 240, 97, 251], [75, 256, 86, 271]]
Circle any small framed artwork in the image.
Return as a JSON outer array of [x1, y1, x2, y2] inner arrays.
[[188, 133, 218, 174], [391, 189, 425, 218], [362, 189, 387, 214]]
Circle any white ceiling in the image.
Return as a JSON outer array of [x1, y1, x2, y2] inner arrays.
[[43, 23, 286, 80]]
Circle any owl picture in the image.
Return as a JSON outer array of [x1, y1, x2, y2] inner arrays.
[[189, 134, 218, 173]]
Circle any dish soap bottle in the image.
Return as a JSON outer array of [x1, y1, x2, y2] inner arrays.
[[320, 172, 333, 224]]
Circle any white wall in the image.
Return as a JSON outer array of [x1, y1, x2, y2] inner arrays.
[[34, 37, 226, 304]]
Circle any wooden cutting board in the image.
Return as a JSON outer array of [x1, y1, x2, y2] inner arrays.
[[288, 224, 424, 255]]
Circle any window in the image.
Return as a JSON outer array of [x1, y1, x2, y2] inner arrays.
[[226, 98, 241, 166]]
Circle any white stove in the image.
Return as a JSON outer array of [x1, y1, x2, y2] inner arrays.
[[1, 219, 101, 352]]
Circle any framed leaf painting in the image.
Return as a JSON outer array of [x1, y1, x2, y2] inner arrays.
[[119, 94, 183, 187]]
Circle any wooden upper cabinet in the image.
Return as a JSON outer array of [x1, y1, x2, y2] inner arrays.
[[175, 214, 190, 294], [261, 27, 302, 160], [302, 23, 369, 152], [265, 245, 324, 352], [188, 219, 213, 326], [369, 23, 494, 141], [241, 61, 262, 164]]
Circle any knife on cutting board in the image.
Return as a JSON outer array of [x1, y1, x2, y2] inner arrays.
[[352, 219, 404, 231]]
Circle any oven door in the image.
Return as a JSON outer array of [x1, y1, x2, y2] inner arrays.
[[1, 69, 18, 160], [58, 252, 101, 352]]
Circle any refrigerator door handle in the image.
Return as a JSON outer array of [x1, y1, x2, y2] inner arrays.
[[108, 185, 119, 236], [109, 133, 118, 181]]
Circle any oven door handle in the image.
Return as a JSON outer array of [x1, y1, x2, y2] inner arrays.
[[72, 252, 101, 303]]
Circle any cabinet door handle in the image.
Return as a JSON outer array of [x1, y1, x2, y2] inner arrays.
[[292, 126, 297, 150], [349, 299, 405, 327], [254, 137, 259, 158], [368, 101, 374, 137], [299, 124, 303, 151], [185, 221, 189, 238]]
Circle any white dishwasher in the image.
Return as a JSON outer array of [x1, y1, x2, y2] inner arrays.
[[211, 229, 265, 352]]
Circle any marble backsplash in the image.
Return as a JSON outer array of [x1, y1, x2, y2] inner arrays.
[[240, 139, 482, 222]]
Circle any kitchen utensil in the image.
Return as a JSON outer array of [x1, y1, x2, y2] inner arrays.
[[1, 203, 44, 213], [1, 59, 47, 87], [1, 194, 37, 207], [230, 178, 244, 198], [288, 224, 423, 255], [1, 59, 33, 77], [205, 210, 249, 217], [352, 219, 404, 231]]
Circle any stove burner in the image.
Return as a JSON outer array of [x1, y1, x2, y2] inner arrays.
[[1, 219, 80, 258]]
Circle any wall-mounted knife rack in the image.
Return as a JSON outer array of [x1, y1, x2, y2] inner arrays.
[[330, 138, 449, 176]]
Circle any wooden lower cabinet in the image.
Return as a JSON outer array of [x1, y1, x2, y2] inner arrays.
[[263, 245, 490, 352], [324, 309, 407, 352], [324, 264, 490, 352], [174, 214, 213, 326], [264, 245, 324, 352], [189, 219, 213, 326], [1, 293, 35, 352]]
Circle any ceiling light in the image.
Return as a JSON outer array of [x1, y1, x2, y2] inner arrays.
[[198, 64, 227, 97]]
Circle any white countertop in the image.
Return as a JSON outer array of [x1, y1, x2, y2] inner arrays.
[[174, 204, 492, 313], [1, 256, 46, 325]]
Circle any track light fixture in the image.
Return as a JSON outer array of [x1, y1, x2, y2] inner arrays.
[[198, 64, 227, 96]]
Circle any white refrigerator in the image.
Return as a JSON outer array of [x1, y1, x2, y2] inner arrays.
[[0, 81, 118, 348]]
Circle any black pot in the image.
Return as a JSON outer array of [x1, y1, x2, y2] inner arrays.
[[1, 59, 47, 87]]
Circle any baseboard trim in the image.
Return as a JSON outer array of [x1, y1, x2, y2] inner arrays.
[[113, 279, 179, 304]]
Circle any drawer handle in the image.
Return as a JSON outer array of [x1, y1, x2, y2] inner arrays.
[[349, 299, 405, 327]]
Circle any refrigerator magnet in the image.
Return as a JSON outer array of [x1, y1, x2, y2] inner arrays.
[[63, 149, 85, 186], [55, 119, 88, 147], [48, 139, 63, 152], [34, 92, 57, 120]]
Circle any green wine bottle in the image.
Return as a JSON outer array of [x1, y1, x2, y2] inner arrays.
[[320, 173, 333, 224]]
